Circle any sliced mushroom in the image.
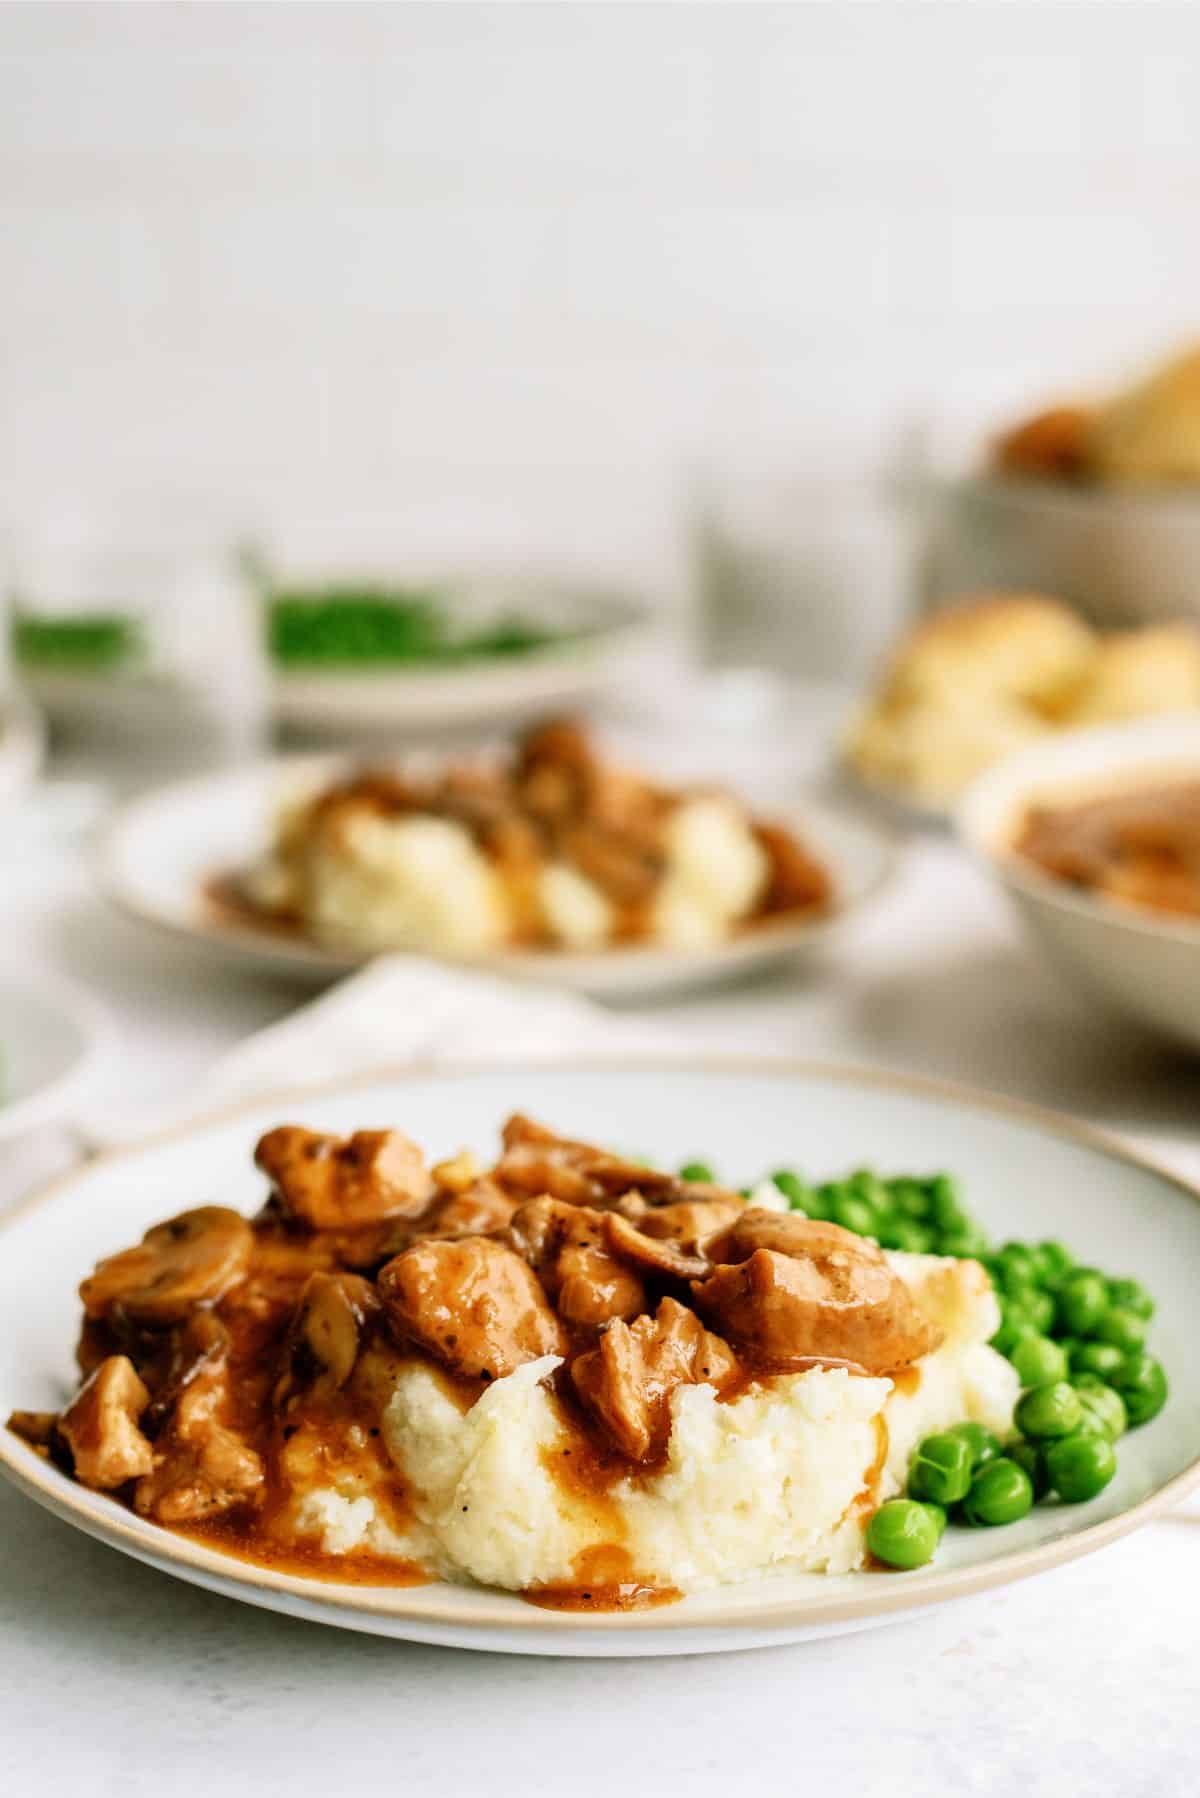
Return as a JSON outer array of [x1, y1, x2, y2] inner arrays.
[[276, 1270, 380, 1399], [420, 1178, 520, 1240], [255, 1125, 434, 1230], [711, 1210, 886, 1266], [691, 1245, 942, 1375], [377, 1236, 565, 1381], [508, 1198, 646, 1328], [59, 1356, 154, 1489], [571, 1297, 739, 1461], [636, 1197, 745, 1254], [5, 1409, 59, 1449], [134, 1360, 264, 1524], [603, 1212, 710, 1282], [79, 1207, 253, 1326]]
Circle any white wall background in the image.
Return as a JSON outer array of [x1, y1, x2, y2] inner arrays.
[[2, 0, 1200, 618]]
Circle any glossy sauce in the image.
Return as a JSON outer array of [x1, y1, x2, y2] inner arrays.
[[524, 1544, 681, 1613]]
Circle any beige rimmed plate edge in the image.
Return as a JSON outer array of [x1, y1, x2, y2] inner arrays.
[[2, 1052, 1198, 1646]]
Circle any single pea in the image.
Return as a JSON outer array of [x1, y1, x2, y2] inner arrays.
[[995, 1243, 1042, 1292], [889, 1178, 932, 1221], [1069, 1340, 1125, 1380], [806, 1183, 837, 1222], [1015, 1380, 1084, 1440], [831, 1191, 879, 1237], [962, 1456, 1035, 1526], [881, 1218, 935, 1254], [1109, 1353, 1169, 1427], [678, 1161, 715, 1184], [866, 1499, 943, 1570], [991, 1298, 1040, 1357], [1107, 1277, 1154, 1321], [1093, 1307, 1149, 1355], [1073, 1376, 1127, 1442], [1007, 1437, 1052, 1500], [1045, 1431, 1117, 1503], [1037, 1240, 1075, 1285], [848, 1169, 890, 1210], [1022, 1288, 1056, 1335], [1010, 1334, 1070, 1388], [1055, 1271, 1109, 1337], [908, 1431, 975, 1506], [928, 1173, 967, 1232], [946, 1420, 1003, 1469], [772, 1170, 814, 1212]]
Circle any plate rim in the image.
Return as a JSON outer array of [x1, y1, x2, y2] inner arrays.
[[95, 758, 901, 984], [2, 1051, 1197, 1638]]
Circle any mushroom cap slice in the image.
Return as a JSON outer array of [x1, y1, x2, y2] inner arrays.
[[255, 1125, 434, 1230], [79, 1207, 254, 1326], [377, 1236, 565, 1381], [691, 1246, 942, 1375], [278, 1270, 381, 1395]]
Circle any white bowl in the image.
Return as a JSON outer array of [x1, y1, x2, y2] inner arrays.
[[931, 475, 1200, 630], [958, 715, 1200, 1050], [0, 971, 106, 1140]]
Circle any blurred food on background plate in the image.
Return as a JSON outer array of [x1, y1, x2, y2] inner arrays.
[[226, 718, 832, 958], [845, 593, 1200, 808], [995, 342, 1200, 487], [265, 581, 576, 671], [1015, 777, 1200, 922]]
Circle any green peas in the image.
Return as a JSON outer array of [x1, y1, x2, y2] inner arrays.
[[1109, 1353, 1169, 1427], [946, 1421, 1003, 1469], [991, 1298, 1040, 1357], [806, 1183, 837, 1222], [1073, 1376, 1127, 1442], [771, 1171, 814, 1212], [679, 1161, 715, 1184], [908, 1432, 974, 1506], [889, 1179, 932, 1221], [936, 1227, 991, 1260], [995, 1243, 1041, 1292], [1009, 1334, 1070, 1388], [1007, 1437, 1052, 1499], [1037, 1240, 1075, 1285], [1093, 1307, 1148, 1355], [866, 1499, 943, 1570], [880, 1218, 935, 1254], [1069, 1340, 1125, 1380], [929, 1174, 966, 1232], [1107, 1278, 1154, 1320], [1021, 1288, 1056, 1335], [1015, 1381, 1083, 1440], [831, 1191, 879, 1237], [1045, 1431, 1117, 1503], [962, 1456, 1035, 1526], [1055, 1272, 1109, 1337]]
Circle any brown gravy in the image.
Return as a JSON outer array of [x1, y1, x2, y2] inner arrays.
[[1015, 778, 1200, 920]]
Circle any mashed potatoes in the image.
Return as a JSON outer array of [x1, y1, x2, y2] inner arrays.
[[289, 1250, 1016, 1595]]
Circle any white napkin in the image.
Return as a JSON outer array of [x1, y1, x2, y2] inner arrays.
[[81, 956, 684, 1151]]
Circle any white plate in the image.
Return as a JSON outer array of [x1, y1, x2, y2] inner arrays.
[[0, 971, 105, 1140], [959, 715, 1200, 1050], [1, 1059, 1196, 1656], [99, 758, 898, 999]]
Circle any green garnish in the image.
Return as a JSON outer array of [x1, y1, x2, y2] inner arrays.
[[266, 586, 569, 669], [12, 612, 145, 671]]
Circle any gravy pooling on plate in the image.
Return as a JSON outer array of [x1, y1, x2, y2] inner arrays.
[[1014, 777, 1200, 919]]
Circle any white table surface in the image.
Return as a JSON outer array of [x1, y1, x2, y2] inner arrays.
[[3, 787, 1200, 1796]]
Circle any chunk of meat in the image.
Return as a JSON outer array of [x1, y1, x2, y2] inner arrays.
[[255, 1126, 434, 1230], [513, 718, 595, 823], [79, 1207, 253, 1326], [420, 1178, 520, 1240], [377, 1237, 565, 1380], [5, 1409, 59, 1449], [603, 1213, 709, 1282], [691, 1246, 942, 1375], [755, 821, 834, 915], [134, 1360, 265, 1524], [495, 1114, 735, 1213], [276, 1271, 381, 1400], [571, 1298, 739, 1460], [507, 1198, 646, 1327], [59, 1356, 154, 1489]]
